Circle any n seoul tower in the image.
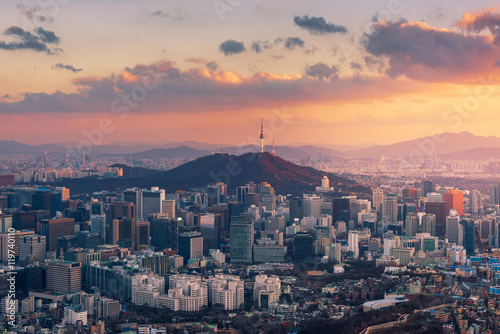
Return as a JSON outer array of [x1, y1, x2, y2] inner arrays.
[[259, 118, 264, 153]]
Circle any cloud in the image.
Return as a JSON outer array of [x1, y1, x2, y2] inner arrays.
[[251, 40, 272, 53], [54, 63, 83, 73], [17, 4, 54, 24], [206, 61, 219, 71], [185, 57, 207, 64], [219, 39, 246, 55], [305, 63, 339, 80], [457, 8, 500, 43], [284, 37, 304, 50], [0, 26, 61, 54], [350, 62, 363, 71], [364, 19, 500, 82], [1, 94, 13, 100], [151, 10, 169, 18], [294, 15, 347, 35], [0, 59, 429, 115]]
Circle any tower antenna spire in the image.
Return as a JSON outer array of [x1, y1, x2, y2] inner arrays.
[[259, 118, 264, 153], [273, 136, 275, 156]]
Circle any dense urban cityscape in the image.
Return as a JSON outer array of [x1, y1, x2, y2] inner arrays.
[[4, 0, 500, 333]]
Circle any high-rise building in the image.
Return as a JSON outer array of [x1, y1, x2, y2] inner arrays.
[[445, 210, 461, 244], [19, 234, 46, 264], [229, 215, 254, 264], [111, 217, 136, 249], [405, 213, 418, 237], [0, 230, 34, 262], [426, 192, 443, 202], [136, 220, 150, 249], [32, 190, 56, 217], [421, 214, 436, 236], [207, 274, 244, 310], [332, 197, 351, 224], [461, 219, 475, 256], [123, 188, 143, 219], [12, 211, 36, 231], [46, 261, 82, 293], [424, 201, 447, 237], [303, 195, 321, 218], [444, 190, 464, 216], [149, 214, 179, 251], [108, 202, 136, 222], [348, 231, 359, 259], [289, 197, 303, 226], [178, 232, 203, 264], [40, 218, 75, 251], [142, 187, 165, 219], [491, 181, 500, 206], [253, 275, 281, 309], [161, 199, 175, 218], [199, 213, 222, 255], [91, 214, 107, 241], [372, 188, 384, 212], [422, 179, 435, 197], [470, 190, 482, 214], [383, 194, 398, 224]]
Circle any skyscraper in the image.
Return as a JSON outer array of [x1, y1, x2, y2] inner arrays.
[[470, 190, 482, 214], [444, 190, 464, 216], [136, 220, 150, 249], [19, 235, 46, 264], [289, 197, 303, 226], [422, 179, 435, 197], [123, 188, 142, 219], [178, 232, 203, 264], [383, 194, 398, 224], [348, 231, 359, 259], [421, 214, 436, 236], [46, 262, 81, 293], [111, 217, 136, 249], [40, 218, 75, 252], [445, 210, 460, 244], [229, 215, 254, 264], [461, 219, 475, 256], [149, 214, 179, 251], [372, 188, 384, 212], [142, 187, 165, 219], [199, 213, 222, 255], [405, 213, 418, 237], [424, 201, 447, 237]]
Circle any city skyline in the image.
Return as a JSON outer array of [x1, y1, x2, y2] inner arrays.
[[1, 1, 500, 145]]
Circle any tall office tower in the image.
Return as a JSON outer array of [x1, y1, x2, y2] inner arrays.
[[405, 213, 418, 237], [445, 210, 461, 244], [402, 203, 417, 221], [289, 197, 303, 226], [161, 199, 175, 218], [136, 221, 150, 249], [402, 188, 417, 202], [32, 190, 56, 217], [91, 214, 107, 241], [491, 181, 500, 205], [91, 200, 104, 215], [149, 215, 179, 251], [303, 195, 321, 218], [19, 235, 46, 264], [470, 190, 482, 214], [108, 202, 136, 221], [259, 182, 276, 212], [347, 230, 359, 259], [372, 188, 384, 211], [207, 274, 244, 310], [0, 213, 12, 233], [0, 230, 34, 262], [332, 197, 351, 224], [227, 202, 244, 232], [25, 265, 45, 291], [383, 194, 398, 224], [422, 179, 435, 197], [319, 202, 333, 216], [229, 215, 254, 264], [479, 218, 495, 243], [267, 215, 285, 233], [142, 187, 165, 219], [236, 183, 256, 203], [111, 217, 136, 249], [123, 188, 142, 219], [424, 201, 447, 237], [243, 193, 260, 209], [350, 199, 371, 222], [40, 218, 75, 251], [293, 232, 313, 260], [426, 192, 443, 202], [444, 190, 464, 216], [12, 211, 36, 230], [46, 262, 82, 293], [421, 214, 436, 236], [461, 219, 475, 256], [178, 232, 203, 264], [208, 205, 229, 237], [199, 213, 222, 255]]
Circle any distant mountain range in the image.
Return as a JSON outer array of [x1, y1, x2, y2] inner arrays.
[[3, 131, 500, 160], [52, 152, 371, 196]]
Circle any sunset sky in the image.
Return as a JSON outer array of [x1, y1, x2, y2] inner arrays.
[[1, 0, 500, 146]]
